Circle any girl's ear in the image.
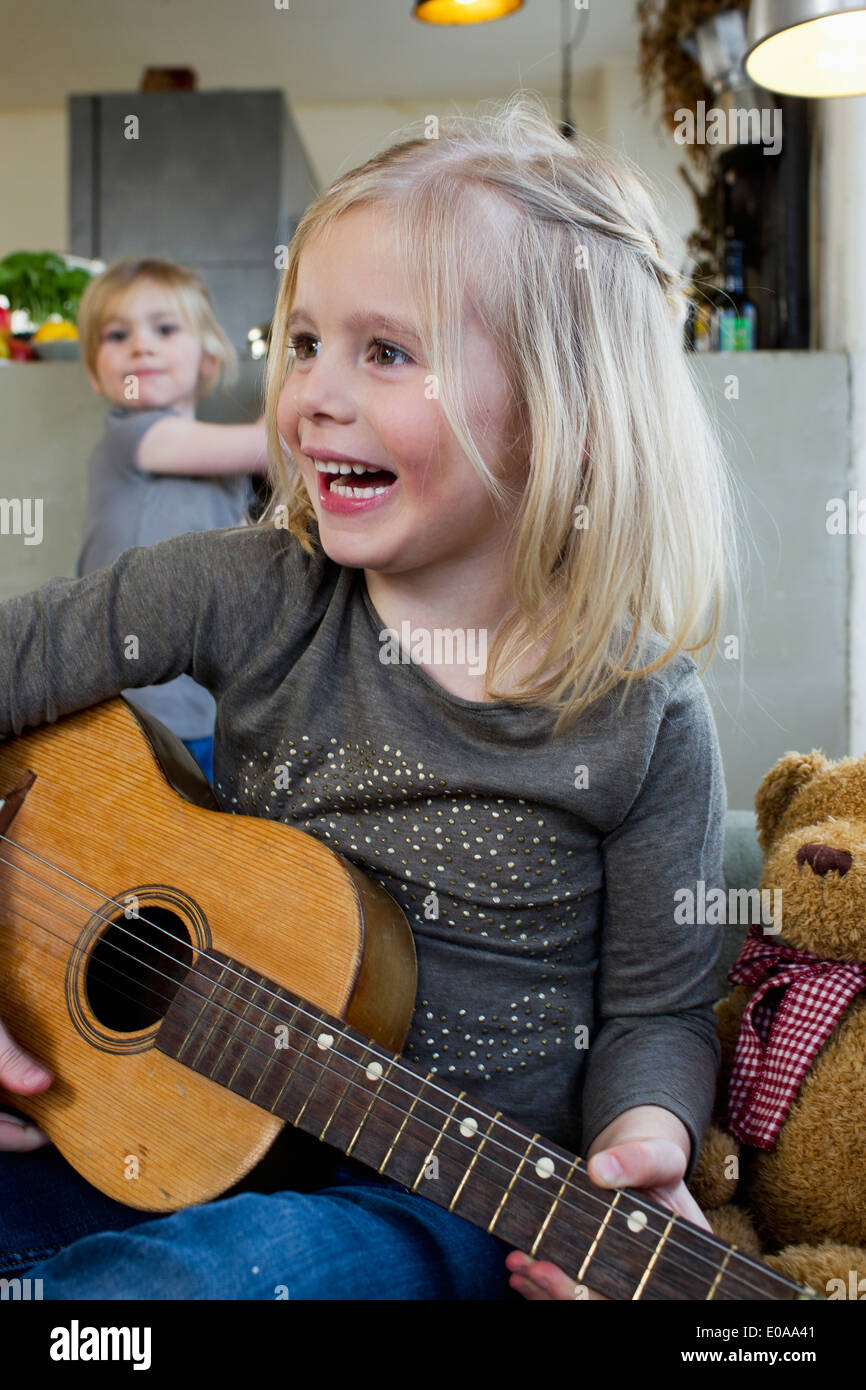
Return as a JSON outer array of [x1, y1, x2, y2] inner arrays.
[[198, 351, 220, 383]]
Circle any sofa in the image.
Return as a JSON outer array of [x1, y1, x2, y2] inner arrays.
[[718, 808, 764, 994]]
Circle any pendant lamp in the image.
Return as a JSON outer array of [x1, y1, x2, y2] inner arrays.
[[745, 0, 866, 96], [414, 0, 523, 24]]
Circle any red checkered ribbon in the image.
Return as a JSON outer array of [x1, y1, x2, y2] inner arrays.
[[725, 922, 866, 1150]]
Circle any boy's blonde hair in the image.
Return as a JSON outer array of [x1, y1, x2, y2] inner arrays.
[[78, 257, 238, 397], [259, 91, 746, 735]]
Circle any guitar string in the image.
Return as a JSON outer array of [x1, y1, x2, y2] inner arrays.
[[3, 888, 779, 1303], [0, 827, 746, 1247], [5, 911, 740, 1306], [0, 863, 793, 1300], [0, 835, 796, 1298]]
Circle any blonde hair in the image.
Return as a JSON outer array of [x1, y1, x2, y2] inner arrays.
[[77, 257, 238, 398], [258, 90, 746, 736]]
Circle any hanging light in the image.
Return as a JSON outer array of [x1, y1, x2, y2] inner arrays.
[[744, 0, 866, 97], [413, 0, 523, 24]]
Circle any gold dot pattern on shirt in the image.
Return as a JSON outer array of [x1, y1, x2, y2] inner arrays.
[[217, 735, 589, 1084]]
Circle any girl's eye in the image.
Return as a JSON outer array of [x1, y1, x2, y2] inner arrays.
[[371, 339, 411, 367], [288, 334, 316, 360], [287, 335, 411, 367], [104, 329, 126, 342], [157, 323, 179, 336]]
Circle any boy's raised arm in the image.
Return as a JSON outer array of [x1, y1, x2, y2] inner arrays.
[[136, 416, 269, 477]]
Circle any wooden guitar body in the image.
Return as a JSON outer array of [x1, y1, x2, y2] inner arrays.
[[0, 699, 817, 1299], [0, 697, 417, 1211]]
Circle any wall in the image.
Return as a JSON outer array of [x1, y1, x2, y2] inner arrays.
[[692, 351, 850, 806], [0, 109, 66, 255], [817, 95, 866, 760], [596, 58, 694, 275], [0, 352, 850, 811], [0, 76, 852, 809], [0, 68, 681, 261]]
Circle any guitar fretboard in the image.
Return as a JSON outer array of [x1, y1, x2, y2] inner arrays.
[[155, 949, 810, 1301]]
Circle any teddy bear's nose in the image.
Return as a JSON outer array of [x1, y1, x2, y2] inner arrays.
[[796, 842, 853, 876]]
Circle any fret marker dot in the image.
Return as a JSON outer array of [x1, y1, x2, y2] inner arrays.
[[535, 1156, 555, 1179], [627, 1210, 648, 1233], [316, 1033, 334, 1050], [366, 1060, 383, 1080], [459, 1116, 478, 1138]]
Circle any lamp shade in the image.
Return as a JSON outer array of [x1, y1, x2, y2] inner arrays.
[[745, 0, 866, 96], [414, 0, 523, 23]]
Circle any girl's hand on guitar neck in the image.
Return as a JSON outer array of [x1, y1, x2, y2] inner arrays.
[[505, 1104, 712, 1300], [0, 1017, 52, 1150]]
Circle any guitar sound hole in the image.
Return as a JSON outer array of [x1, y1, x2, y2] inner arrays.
[[85, 908, 194, 1033]]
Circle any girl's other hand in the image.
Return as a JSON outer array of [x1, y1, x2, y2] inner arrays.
[[0, 1017, 52, 1150], [506, 1107, 711, 1300]]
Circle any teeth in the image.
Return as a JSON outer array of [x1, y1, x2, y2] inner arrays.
[[313, 457, 396, 500], [314, 460, 383, 475], [329, 482, 392, 498]]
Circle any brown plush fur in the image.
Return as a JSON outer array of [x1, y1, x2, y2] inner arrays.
[[688, 750, 866, 1295], [705, 1204, 764, 1257]]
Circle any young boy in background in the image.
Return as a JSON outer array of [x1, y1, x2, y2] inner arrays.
[[76, 258, 269, 782]]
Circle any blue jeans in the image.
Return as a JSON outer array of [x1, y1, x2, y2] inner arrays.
[[181, 735, 214, 785], [0, 1132, 517, 1300]]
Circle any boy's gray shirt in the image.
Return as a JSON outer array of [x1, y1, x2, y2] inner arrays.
[[1, 521, 726, 1176], [75, 406, 253, 740]]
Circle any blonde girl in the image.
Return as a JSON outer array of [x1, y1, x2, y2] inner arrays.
[[0, 92, 741, 1302]]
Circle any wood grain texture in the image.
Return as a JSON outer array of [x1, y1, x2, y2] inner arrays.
[[0, 696, 417, 1209], [0, 700, 818, 1299]]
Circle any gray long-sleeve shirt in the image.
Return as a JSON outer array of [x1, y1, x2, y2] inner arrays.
[[75, 405, 253, 740], [0, 519, 726, 1177]]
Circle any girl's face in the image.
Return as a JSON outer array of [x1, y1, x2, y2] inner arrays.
[[276, 205, 527, 582], [91, 279, 215, 415]]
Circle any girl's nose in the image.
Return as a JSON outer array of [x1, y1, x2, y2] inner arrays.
[[292, 367, 355, 425]]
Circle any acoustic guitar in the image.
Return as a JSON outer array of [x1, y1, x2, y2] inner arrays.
[[0, 697, 816, 1301]]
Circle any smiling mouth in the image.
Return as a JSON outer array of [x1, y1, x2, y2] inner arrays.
[[313, 461, 397, 495]]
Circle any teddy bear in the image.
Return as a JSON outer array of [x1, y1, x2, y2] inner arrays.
[[687, 749, 866, 1297]]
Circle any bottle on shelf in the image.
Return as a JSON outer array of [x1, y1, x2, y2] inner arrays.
[[686, 296, 717, 353], [716, 240, 757, 351]]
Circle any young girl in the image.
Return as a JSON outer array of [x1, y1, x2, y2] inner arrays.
[[0, 92, 741, 1302], [75, 258, 269, 784]]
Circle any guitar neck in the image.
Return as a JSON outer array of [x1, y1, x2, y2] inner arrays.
[[155, 947, 809, 1301]]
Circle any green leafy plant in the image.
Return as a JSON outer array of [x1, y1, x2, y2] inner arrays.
[[0, 251, 92, 325]]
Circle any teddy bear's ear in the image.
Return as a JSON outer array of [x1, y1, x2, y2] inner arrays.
[[754, 750, 828, 853]]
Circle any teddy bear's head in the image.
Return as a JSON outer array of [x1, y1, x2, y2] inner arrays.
[[755, 750, 866, 960]]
